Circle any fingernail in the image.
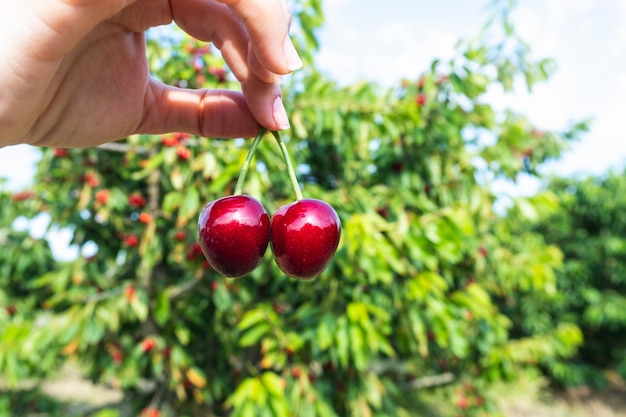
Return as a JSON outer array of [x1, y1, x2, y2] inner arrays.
[[284, 37, 303, 72], [273, 96, 290, 130]]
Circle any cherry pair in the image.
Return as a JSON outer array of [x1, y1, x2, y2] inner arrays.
[[197, 195, 340, 279], [196, 129, 341, 279]]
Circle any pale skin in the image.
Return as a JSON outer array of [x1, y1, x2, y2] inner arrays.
[[0, 0, 303, 148]]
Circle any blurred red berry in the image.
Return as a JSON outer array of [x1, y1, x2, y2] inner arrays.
[[84, 172, 99, 187], [141, 338, 156, 353], [125, 285, 136, 301], [139, 212, 153, 224], [141, 407, 160, 417], [177, 145, 191, 160], [95, 189, 110, 204], [209, 66, 227, 83], [456, 395, 470, 410], [124, 235, 139, 247], [6, 305, 17, 317], [111, 349, 124, 365], [173, 132, 190, 142], [174, 231, 187, 241], [128, 193, 146, 208], [186, 243, 203, 261], [54, 148, 69, 158], [162, 347, 171, 359], [416, 93, 427, 106], [161, 135, 178, 147], [11, 191, 36, 202]]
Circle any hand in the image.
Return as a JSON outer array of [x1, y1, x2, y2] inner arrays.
[[0, 0, 302, 148]]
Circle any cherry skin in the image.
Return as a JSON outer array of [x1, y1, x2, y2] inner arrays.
[[197, 195, 270, 278], [271, 199, 341, 279]]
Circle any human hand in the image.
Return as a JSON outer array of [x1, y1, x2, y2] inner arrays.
[[0, 0, 302, 148]]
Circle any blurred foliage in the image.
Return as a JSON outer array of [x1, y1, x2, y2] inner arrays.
[[505, 170, 626, 388], [0, 1, 591, 416]]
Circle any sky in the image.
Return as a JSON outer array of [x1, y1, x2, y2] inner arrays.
[[314, 0, 626, 181], [0, 0, 625, 256]]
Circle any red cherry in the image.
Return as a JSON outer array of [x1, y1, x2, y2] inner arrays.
[[176, 145, 191, 160], [84, 172, 99, 187], [271, 199, 341, 279], [416, 93, 427, 106], [128, 193, 146, 208], [161, 135, 178, 147], [54, 148, 69, 158], [209, 66, 227, 83], [95, 189, 110, 204], [456, 395, 470, 410], [124, 285, 136, 301], [138, 212, 153, 224], [141, 338, 156, 353], [111, 349, 124, 365], [124, 235, 139, 247], [141, 407, 160, 417], [11, 191, 36, 202], [197, 195, 270, 278]]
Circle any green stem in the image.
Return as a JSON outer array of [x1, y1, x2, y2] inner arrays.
[[234, 128, 267, 195], [271, 130, 304, 201]]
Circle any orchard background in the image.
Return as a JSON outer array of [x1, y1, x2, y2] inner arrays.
[[1, 0, 625, 416]]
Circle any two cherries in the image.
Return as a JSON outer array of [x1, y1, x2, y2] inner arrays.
[[197, 130, 341, 279]]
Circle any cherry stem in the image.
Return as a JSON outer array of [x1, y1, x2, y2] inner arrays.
[[234, 127, 267, 196], [271, 130, 304, 201]]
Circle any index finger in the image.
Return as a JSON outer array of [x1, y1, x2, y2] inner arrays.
[[215, 0, 303, 74]]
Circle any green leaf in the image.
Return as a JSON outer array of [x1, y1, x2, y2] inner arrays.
[[261, 372, 285, 397], [179, 187, 200, 223], [175, 326, 191, 346], [239, 323, 270, 347], [130, 296, 148, 321], [238, 308, 268, 330], [154, 291, 171, 326], [316, 314, 334, 350]]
